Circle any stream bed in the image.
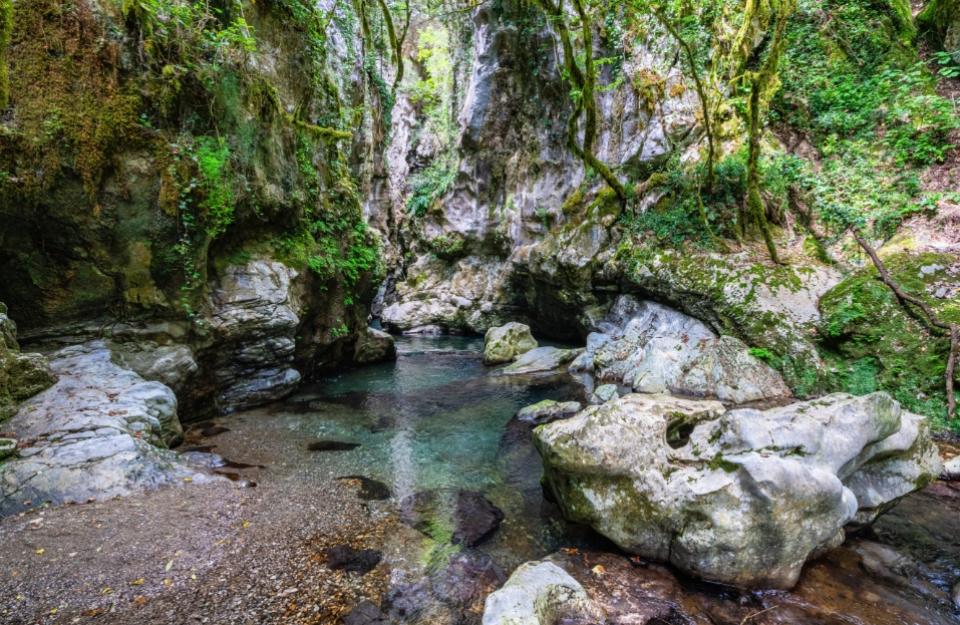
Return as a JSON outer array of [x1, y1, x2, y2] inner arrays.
[[2, 336, 959, 625]]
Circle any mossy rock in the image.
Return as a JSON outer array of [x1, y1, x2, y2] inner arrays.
[[819, 252, 959, 428]]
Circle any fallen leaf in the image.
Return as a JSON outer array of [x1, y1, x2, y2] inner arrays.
[[163, 578, 173, 587], [34, 548, 45, 556], [101, 587, 113, 595], [164, 559, 174, 571], [591, 564, 606, 577], [129, 578, 145, 586], [241, 520, 251, 529]]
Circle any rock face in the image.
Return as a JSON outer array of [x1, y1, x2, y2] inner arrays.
[[481, 561, 602, 625], [534, 392, 941, 588], [571, 296, 791, 404], [0, 342, 220, 515], [0, 303, 56, 422], [483, 322, 538, 365], [209, 261, 306, 413]]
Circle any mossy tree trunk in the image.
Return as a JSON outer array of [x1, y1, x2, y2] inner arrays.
[[741, 0, 794, 264], [533, 0, 629, 205], [0, 0, 10, 110]]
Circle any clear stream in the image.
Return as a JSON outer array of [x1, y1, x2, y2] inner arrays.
[[259, 335, 586, 570], [199, 335, 960, 624]]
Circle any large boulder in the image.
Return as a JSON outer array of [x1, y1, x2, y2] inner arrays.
[[571, 296, 791, 404], [534, 392, 941, 589], [354, 327, 397, 365], [483, 322, 538, 365], [0, 342, 220, 515]]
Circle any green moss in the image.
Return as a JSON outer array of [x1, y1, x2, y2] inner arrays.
[[819, 252, 959, 428], [0, 0, 11, 110]]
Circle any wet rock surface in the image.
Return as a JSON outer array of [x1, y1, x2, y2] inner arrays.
[[0, 341, 222, 516], [535, 392, 942, 588], [354, 328, 398, 365], [501, 347, 582, 376], [400, 489, 505, 547], [308, 440, 362, 452]]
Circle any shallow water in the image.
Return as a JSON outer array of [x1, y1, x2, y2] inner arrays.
[[256, 336, 587, 570], [195, 336, 960, 624]]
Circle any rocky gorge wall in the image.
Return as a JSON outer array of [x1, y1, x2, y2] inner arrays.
[[0, 0, 393, 418], [371, 0, 959, 425]]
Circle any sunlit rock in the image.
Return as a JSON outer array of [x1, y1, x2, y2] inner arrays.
[[534, 392, 941, 588]]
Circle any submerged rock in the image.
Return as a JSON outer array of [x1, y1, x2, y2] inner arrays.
[[337, 475, 392, 501], [483, 322, 538, 365], [400, 489, 504, 547], [481, 561, 602, 625], [534, 392, 941, 588], [0, 342, 220, 515], [571, 296, 790, 404], [386, 549, 506, 624], [501, 347, 582, 376], [516, 400, 582, 425], [325, 545, 383, 575], [308, 440, 361, 452], [354, 327, 398, 365]]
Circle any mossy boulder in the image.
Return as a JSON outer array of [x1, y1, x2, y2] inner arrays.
[[611, 240, 841, 395], [483, 322, 538, 365], [0, 303, 55, 422], [918, 0, 960, 58], [819, 252, 959, 428]]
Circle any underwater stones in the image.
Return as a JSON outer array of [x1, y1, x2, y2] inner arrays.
[[572, 296, 790, 404], [307, 440, 360, 452], [337, 475, 391, 501], [534, 392, 941, 589], [385, 549, 506, 624], [481, 561, 602, 625], [516, 400, 582, 426], [0, 341, 219, 515], [400, 489, 504, 547], [501, 347, 582, 376], [354, 327, 397, 365], [324, 545, 383, 575], [483, 322, 538, 365]]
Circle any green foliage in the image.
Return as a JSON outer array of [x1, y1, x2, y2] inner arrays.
[[0, 0, 11, 110], [772, 0, 958, 235], [748, 347, 777, 364], [408, 159, 457, 217], [195, 136, 234, 238]]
